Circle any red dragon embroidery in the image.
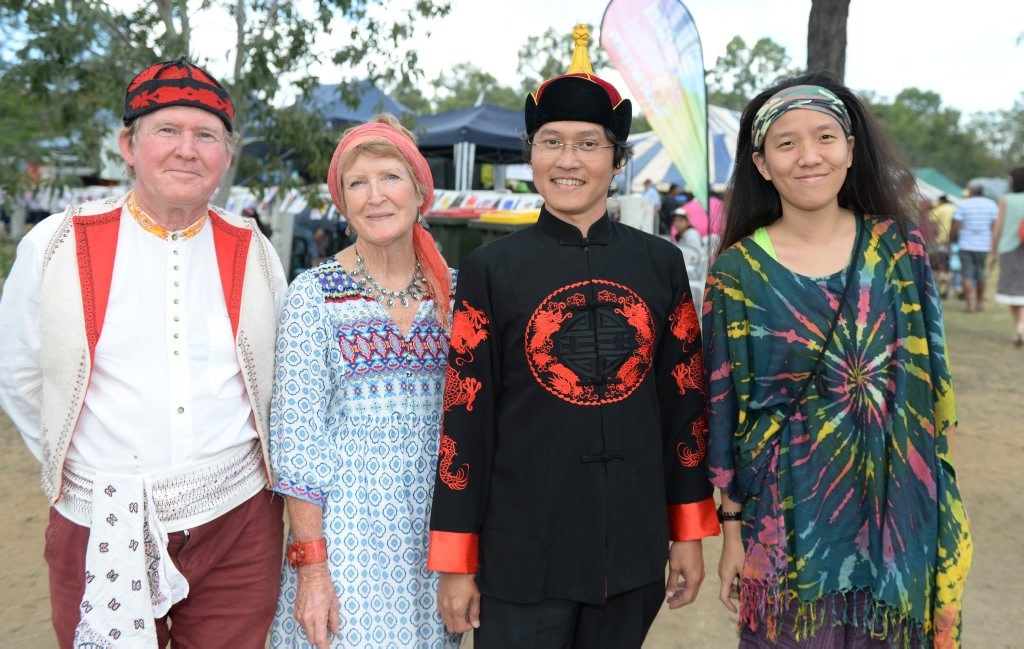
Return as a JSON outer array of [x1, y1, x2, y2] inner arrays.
[[676, 412, 708, 468], [450, 300, 489, 358], [668, 299, 700, 346], [526, 281, 653, 405], [614, 295, 655, 388], [671, 354, 706, 397], [437, 432, 469, 490], [444, 366, 482, 412], [438, 299, 489, 491], [525, 300, 579, 395]]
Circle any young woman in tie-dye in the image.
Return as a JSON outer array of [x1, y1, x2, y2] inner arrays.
[[703, 72, 972, 648]]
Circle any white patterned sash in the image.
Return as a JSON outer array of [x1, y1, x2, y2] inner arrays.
[[72, 474, 189, 647]]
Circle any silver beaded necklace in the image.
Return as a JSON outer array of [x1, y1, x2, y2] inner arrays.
[[351, 253, 427, 308]]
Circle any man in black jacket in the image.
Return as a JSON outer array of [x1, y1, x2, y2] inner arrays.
[[427, 25, 719, 648]]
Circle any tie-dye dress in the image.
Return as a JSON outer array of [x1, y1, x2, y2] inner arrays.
[[269, 259, 461, 648], [703, 215, 972, 648]]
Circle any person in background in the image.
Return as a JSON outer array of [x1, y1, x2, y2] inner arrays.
[[950, 184, 998, 312], [242, 203, 273, 239], [659, 183, 684, 234], [670, 207, 703, 253], [641, 177, 662, 228], [930, 194, 957, 298], [427, 24, 717, 648], [0, 57, 287, 647], [268, 114, 459, 649], [704, 72, 972, 648], [989, 166, 1024, 347], [680, 190, 710, 238]]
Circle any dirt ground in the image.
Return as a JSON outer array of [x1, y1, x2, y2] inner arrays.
[[1, 297, 1020, 648]]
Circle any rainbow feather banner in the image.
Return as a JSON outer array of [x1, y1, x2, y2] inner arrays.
[[601, 0, 709, 210]]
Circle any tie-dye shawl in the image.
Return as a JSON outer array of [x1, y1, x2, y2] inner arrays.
[[703, 215, 972, 648]]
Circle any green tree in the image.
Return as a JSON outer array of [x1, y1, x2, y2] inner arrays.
[[387, 24, 612, 118], [429, 63, 521, 112], [967, 92, 1024, 171], [705, 37, 800, 110], [0, 0, 451, 204], [0, 72, 50, 203], [517, 25, 611, 97], [386, 74, 433, 116], [869, 88, 1004, 185]]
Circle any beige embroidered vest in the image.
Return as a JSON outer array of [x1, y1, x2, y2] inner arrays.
[[36, 195, 282, 504]]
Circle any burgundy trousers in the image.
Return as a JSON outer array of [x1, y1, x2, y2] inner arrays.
[[45, 489, 284, 648]]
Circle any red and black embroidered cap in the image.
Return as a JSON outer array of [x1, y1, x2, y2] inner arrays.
[[525, 25, 631, 141], [123, 57, 235, 132]]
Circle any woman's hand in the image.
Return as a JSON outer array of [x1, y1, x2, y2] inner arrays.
[[294, 562, 340, 649], [717, 526, 745, 614]]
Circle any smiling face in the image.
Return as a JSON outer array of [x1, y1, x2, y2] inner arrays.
[[530, 120, 620, 228], [752, 108, 854, 216], [119, 105, 232, 220], [340, 153, 421, 250]]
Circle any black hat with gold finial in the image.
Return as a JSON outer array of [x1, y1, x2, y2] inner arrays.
[[525, 24, 632, 141]]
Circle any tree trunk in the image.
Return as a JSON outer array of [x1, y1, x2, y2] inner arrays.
[[9, 202, 27, 241], [806, 0, 851, 81]]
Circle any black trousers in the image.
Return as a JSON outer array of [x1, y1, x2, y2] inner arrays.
[[473, 580, 665, 649]]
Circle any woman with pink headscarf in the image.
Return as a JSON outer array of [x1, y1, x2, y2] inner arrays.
[[269, 114, 460, 648]]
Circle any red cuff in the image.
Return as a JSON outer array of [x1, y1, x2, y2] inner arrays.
[[668, 498, 720, 541], [427, 530, 479, 573]]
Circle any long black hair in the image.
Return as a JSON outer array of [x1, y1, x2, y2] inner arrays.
[[719, 71, 917, 252]]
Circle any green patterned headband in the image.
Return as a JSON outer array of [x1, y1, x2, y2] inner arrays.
[[751, 85, 852, 150]]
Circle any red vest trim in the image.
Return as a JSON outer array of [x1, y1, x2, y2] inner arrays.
[[209, 211, 252, 337], [73, 207, 253, 355], [73, 210, 122, 361]]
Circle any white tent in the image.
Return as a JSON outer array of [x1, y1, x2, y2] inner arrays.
[[624, 104, 741, 193]]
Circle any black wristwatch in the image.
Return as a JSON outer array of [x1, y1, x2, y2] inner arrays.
[[717, 505, 742, 523]]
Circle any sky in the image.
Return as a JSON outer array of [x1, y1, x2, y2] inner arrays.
[[391, 0, 1023, 117]]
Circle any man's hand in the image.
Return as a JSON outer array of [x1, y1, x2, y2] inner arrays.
[[437, 572, 481, 633], [665, 539, 704, 608], [293, 563, 341, 649]]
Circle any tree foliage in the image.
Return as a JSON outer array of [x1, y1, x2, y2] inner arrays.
[[2, 2, 1020, 208], [386, 24, 612, 116], [516, 26, 610, 97], [705, 36, 800, 111], [966, 93, 1024, 172], [867, 88, 1004, 184], [428, 63, 522, 112], [0, 0, 451, 203]]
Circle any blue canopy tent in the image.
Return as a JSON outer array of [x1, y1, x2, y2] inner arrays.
[[238, 80, 411, 185], [414, 104, 525, 191], [305, 80, 411, 126]]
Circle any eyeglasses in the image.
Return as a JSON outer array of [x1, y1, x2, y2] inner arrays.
[[530, 138, 616, 158]]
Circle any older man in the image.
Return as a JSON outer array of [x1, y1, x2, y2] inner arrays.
[[0, 58, 286, 647]]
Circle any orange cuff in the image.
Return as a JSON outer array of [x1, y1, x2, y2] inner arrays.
[[668, 498, 720, 541], [427, 530, 479, 573]]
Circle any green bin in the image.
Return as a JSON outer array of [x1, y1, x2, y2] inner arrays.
[[425, 216, 483, 268]]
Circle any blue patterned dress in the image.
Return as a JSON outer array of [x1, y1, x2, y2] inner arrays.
[[269, 259, 460, 648]]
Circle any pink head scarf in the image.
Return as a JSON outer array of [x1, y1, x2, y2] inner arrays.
[[326, 120, 451, 328]]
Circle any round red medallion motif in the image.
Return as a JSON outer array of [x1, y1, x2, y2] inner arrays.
[[525, 280, 655, 405]]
